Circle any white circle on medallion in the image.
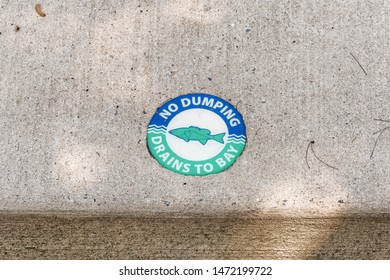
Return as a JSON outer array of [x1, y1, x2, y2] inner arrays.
[[166, 108, 228, 161]]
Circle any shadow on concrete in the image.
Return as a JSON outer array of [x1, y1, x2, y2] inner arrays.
[[0, 214, 389, 259], [311, 216, 390, 259]]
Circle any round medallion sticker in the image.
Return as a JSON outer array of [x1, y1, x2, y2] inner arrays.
[[147, 93, 246, 176]]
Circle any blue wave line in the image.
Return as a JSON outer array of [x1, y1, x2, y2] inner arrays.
[[229, 133, 246, 137], [227, 139, 246, 144], [148, 128, 166, 134], [148, 124, 167, 129], [228, 135, 246, 140]]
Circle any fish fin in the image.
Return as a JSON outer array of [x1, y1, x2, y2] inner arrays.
[[183, 132, 192, 141], [213, 133, 225, 144], [199, 139, 208, 145]]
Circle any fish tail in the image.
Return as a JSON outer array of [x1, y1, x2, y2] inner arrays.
[[212, 133, 225, 144]]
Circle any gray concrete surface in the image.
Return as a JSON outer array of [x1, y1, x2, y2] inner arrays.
[[1, 0, 390, 217], [1, 215, 389, 259]]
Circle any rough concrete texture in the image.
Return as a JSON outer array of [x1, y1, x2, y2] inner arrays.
[[0, 215, 389, 259], [1, 0, 390, 217]]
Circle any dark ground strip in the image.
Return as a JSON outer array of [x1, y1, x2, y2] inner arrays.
[[0, 215, 389, 259]]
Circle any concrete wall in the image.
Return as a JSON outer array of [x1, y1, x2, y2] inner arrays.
[[1, 0, 390, 217]]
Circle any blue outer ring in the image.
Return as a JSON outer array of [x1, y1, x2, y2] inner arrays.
[[149, 93, 246, 136]]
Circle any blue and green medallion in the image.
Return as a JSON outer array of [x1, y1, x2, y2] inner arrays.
[[147, 93, 246, 176]]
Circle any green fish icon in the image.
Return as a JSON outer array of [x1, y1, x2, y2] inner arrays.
[[169, 126, 225, 145]]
